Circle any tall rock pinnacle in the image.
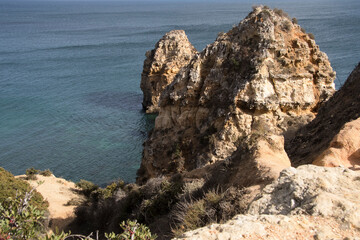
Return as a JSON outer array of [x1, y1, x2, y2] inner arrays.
[[140, 30, 197, 113]]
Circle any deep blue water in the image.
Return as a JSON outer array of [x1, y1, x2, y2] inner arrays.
[[0, 0, 359, 185]]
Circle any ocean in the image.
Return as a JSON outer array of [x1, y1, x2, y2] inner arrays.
[[0, 0, 359, 186]]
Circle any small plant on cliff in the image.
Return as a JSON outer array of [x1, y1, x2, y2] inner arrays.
[[26, 167, 39, 180], [76, 179, 100, 198], [282, 20, 292, 32], [40, 169, 53, 177], [308, 32, 315, 40], [104, 220, 156, 240], [274, 8, 290, 19], [141, 178, 183, 221], [171, 187, 248, 237]]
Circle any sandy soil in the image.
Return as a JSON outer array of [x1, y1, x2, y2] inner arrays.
[[16, 174, 84, 231]]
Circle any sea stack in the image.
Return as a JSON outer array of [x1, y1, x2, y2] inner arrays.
[[141, 30, 197, 113], [137, 6, 335, 183]]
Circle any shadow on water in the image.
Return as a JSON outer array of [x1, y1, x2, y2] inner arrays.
[[139, 112, 157, 137], [85, 91, 143, 112], [84, 90, 157, 136]]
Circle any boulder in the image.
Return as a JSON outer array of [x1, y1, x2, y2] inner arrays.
[[140, 30, 197, 113], [138, 6, 335, 183]]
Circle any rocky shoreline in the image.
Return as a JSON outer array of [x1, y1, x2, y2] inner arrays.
[[2, 6, 359, 240]]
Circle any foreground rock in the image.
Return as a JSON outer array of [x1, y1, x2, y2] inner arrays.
[[287, 63, 360, 166], [138, 6, 335, 183], [17, 174, 84, 231], [140, 30, 197, 113], [175, 165, 360, 240]]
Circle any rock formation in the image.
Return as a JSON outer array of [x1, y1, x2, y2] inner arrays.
[[140, 30, 197, 113], [286, 62, 360, 166], [138, 6, 335, 183], [175, 165, 360, 240]]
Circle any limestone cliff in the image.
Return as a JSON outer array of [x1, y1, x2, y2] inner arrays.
[[141, 30, 197, 113], [138, 6, 335, 183], [286, 62, 360, 166]]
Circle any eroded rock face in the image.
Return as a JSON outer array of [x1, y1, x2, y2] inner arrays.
[[138, 7, 335, 183], [286, 63, 360, 166], [140, 30, 197, 113], [175, 165, 360, 240]]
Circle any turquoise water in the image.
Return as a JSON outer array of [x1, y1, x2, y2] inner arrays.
[[1, 0, 359, 185]]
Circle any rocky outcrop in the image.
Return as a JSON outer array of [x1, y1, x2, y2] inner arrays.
[[138, 6, 335, 183], [140, 30, 197, 113], [286, 63, 360, 166], [313, 117, 360, 169], [175, 165, 360, 240]]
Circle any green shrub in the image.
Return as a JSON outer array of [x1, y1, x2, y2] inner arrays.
[[140, 178, 184, 221], [102, 180, 125, 199], [0, 185, 156, 240], [40, 169, 53, 177], [106, 220, 157, 240], [76, 179, 125, 201], [0, 168, 48, 212], [172, 187, 247, 237], [308, 33, 315, 40], [76, 179, 99, 198], [26, 167, 39, 180], [0, 188, 45, 239], [282, 20, 292, 32], [274, 8, 290, 19]]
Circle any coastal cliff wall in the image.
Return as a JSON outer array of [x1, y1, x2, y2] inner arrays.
[[138, 6, 335, 183]]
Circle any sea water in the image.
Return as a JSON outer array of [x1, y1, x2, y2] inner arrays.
[[0, 0, 359, 185]]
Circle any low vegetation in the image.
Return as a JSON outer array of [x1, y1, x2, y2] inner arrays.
[[25, 168, 53, 180], [0, 167, 48, 211], [0, 167, 156, 239], [70, 174, 249, 238]]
